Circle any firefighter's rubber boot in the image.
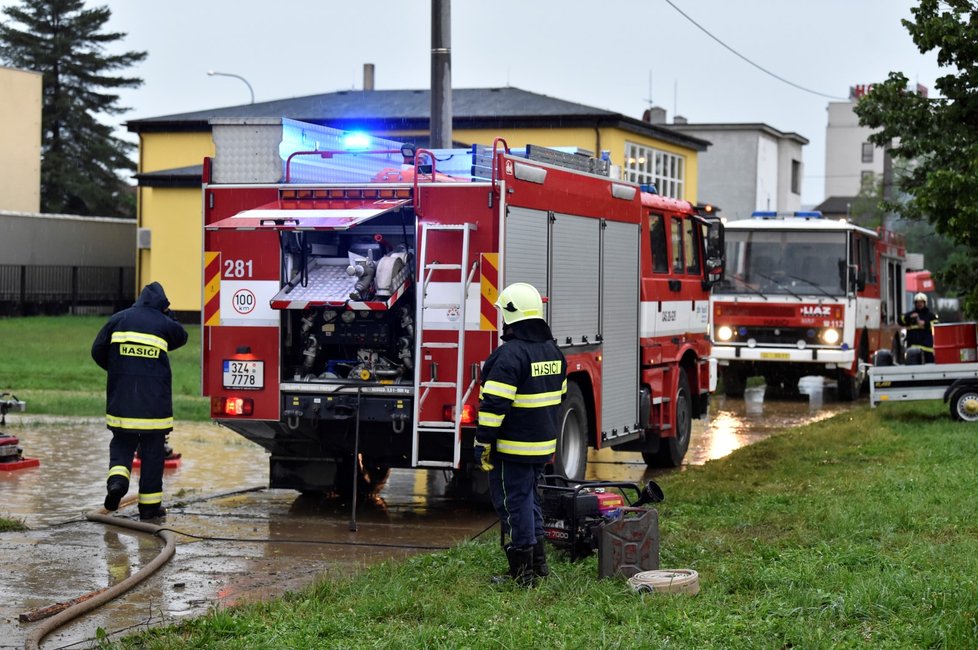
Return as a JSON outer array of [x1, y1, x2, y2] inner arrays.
[[104, 477, 128, 512], [138, 505, 167, 522], [533, 539, 550, 579], [492, 544, 534, 587]]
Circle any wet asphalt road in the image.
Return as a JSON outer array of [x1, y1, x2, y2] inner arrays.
[[0, 378, 855, 648]]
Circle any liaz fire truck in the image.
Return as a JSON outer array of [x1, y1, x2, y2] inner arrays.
[[201, 118, 724, 495], [710, 211, 906, 400]]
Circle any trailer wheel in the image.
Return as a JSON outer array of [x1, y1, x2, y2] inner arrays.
[[553, 382, 588, 480], [950, 389, 978, 422], [647, 368, 691, 468]]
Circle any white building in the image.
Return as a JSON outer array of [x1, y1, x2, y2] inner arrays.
[[669, 120, 808, 221], [824, 86, 887, 200]]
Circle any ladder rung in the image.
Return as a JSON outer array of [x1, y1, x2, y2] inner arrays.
[[418, 422, 455, 429], [423, 303, 462, 310], [421, 342, 458, 349], [426, 263, 462, 271], [421, 381, 457, 388], [416, 460, 456, 468], [426, 224, 476, 231]]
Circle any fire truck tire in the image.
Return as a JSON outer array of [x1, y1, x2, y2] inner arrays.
[[950, 388, 978, 422], [553, 382, 588, 480], [336, 456, 391, 497], [836, 372, 857, 401], [721, 367, 746, 398], [647, 369, 691, 468]]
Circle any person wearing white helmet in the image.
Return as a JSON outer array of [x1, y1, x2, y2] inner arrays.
[[474, 282, 567, 586], [899, 292, 939, 362]]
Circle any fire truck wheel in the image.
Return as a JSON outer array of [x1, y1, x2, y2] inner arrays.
[[950, 388, 978, 422], [648, 369, 691, 468], [836, 369, 858, 402], [553, 382, 588, 480], [336, 455, 391, 497], [721, 367, 746, 398]]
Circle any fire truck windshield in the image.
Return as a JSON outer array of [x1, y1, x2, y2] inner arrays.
[[716, 230, 847, 297]]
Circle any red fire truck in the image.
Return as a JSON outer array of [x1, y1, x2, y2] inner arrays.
[[201, 118, 724, 494], [710, 211, 906, 400]]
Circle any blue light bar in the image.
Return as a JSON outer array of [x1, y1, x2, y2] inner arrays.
[[751, 210, 824, 219]]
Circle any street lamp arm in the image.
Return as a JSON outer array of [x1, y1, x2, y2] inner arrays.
[[207, 70, 255, 104]]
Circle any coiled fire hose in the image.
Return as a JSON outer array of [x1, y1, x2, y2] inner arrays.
[[24, 499, 176, 650], [627, 569, 700, 595]]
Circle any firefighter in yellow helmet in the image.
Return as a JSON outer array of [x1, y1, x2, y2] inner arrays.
[[474, 282, 567, 586], [899, 292, 939, 363]]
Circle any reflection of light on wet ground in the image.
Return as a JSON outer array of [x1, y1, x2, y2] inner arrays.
[[589, 376, 858, 484]]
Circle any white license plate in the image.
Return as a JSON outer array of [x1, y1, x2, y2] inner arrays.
[[223, 360, 264, 389]]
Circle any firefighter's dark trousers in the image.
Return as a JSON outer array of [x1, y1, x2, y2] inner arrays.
[[488, 459, 546, 548], [107, 429, 166, 509]]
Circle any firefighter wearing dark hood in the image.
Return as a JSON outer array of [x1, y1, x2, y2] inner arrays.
[[475, 282, 567, 586], [92, 282, 188, 521]]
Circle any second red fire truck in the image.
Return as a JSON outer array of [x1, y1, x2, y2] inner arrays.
[[710, 211, 906, 400], [201, 118, 724, 495]]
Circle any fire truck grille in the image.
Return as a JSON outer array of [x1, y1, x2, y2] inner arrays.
[[723, 327, 827, 347]]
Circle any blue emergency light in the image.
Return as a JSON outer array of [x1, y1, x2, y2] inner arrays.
[[342, 132, 372, 150]]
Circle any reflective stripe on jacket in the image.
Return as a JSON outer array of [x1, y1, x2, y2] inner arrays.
[[476, 336, 567, 462], [92, 282, 188, 432]]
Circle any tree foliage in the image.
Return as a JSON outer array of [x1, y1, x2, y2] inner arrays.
[[854, 0, 978, 317], [0, 0, 146, 217]]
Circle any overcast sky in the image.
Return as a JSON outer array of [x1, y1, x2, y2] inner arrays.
[[4, 0, 948, 206]]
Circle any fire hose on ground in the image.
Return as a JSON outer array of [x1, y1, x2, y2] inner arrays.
[[23, 498, 176, 650]]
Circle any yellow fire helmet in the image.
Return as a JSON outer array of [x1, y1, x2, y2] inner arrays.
[[495, 282, 544, 325]]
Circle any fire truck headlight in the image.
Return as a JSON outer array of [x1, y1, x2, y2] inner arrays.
[[716, 325, 734, 342], [821, 328, 841, 345]]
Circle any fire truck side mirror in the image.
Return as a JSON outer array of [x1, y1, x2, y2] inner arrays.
[[703, 221, 725, 287]]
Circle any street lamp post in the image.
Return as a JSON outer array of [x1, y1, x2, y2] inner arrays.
[[207, 70, 255, 104]]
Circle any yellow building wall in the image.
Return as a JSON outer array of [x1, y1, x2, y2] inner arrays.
[[139, 131, 214, 173], [137, 124, 700, 312], [136, 131, 214, 309], [138, 186, 203, 311], [0, 66, 42, 212]]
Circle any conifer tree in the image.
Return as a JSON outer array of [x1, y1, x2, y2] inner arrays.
[[0, 0, 146, 217]]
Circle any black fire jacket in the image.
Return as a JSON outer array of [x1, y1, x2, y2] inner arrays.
[[476, 319, 567, 463], [92, 282, 188, 432]]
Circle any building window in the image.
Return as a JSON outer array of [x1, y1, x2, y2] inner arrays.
[[861, 142, 874, 163], [860, 170, 876, 189], [624, 142, 685, 199], [791, 159, 801, 195]]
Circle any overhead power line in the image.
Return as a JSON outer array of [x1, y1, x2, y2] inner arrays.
[[663, 0, 848, 101]]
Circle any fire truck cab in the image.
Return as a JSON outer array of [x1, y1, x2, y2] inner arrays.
[[710, 211, 906, 400], [202, 119, 724, 495]]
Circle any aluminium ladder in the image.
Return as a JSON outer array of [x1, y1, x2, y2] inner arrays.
[[412, 222, 479, 468]]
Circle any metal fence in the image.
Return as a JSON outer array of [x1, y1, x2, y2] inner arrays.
[[0, 265, 136, 316]]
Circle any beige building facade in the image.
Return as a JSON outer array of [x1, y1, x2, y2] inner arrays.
[[0, 66, 42, 212]]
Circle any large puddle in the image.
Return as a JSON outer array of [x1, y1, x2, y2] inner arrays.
[[1, 376, 854, 648]]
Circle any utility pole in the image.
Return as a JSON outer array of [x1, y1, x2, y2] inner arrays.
[[430, 0, 452, 149]]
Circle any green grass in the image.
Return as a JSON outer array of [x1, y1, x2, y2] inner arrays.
[[111, 402, 978, 649], [0, 516, 27, 532], [0, 315, 207, 420]]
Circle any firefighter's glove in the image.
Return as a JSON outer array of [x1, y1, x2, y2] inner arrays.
[[474, 442, 494, 472]]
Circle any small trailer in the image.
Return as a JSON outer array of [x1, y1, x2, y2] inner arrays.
[[869, 322, 978, 421]]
